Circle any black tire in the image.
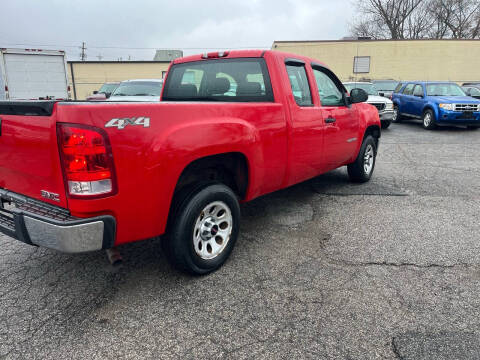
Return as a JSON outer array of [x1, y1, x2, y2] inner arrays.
[[381, 120, 391, 129], [392, 105, 401, 123], [422, 109, 436, 130], [163, 183, 240, 275], [347, 135, 377, 183]]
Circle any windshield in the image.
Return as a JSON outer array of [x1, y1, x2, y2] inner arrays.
[[98, 83, 118, 94], [373, 81, 398, 91], [111, 81, 162, 97], [426, 83, 466, 97], [344, 83, 377, 95]]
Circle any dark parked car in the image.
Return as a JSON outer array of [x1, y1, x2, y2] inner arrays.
[[462, 85, 480, 100], [372, 80, 399, 98]]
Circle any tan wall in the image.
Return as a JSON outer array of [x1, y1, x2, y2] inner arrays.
[[68, 62, 170, 100], [272, 40, 480, 83]]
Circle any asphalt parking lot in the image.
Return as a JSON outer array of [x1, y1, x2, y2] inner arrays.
[[1, 121, 480, 359]]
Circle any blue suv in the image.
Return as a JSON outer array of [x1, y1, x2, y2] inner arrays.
[[392, 82, 480, 130]]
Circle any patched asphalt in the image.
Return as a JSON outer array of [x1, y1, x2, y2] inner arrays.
[[1, 120, 480, 359]]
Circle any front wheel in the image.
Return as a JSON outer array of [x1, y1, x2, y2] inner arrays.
[[422, 109, 436, 130], [347, 135, 377, 183], [164, 183, 240, 275], [381, 120, 391, 129]]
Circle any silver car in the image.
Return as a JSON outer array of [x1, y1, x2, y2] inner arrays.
[[343, 82, 395, 129], [107, 79, 163, 102]]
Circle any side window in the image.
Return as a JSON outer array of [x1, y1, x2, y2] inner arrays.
[[394, 83, 403, 93], [312, 68, 344, 106], [413, 85, 424, 97], [470, 87, 480, 96], [403, 84, 415, 95], [286, 64, 312, 106]]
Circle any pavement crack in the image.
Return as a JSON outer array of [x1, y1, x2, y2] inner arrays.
[[327, 257, 473, 269], [391, 337, 404, 360]]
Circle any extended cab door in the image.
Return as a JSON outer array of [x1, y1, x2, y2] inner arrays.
[[311, 65, 359, 171], [283, 59, 326, 185]]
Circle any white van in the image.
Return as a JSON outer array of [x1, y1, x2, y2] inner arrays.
[[0, 48, 70, 100]]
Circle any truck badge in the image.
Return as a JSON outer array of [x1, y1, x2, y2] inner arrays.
[[105, 117, 150, 130], [41, 190, 60, 202]]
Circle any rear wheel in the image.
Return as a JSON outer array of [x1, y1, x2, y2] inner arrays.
[[381, 120, 391, 129], [392, 105, 401, 123], [347, 135, 377, 183], [422, 109, 436, 130], [163, 183, 240, 275]]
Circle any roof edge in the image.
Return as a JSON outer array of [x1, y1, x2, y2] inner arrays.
[[273, 38, 480, 44]]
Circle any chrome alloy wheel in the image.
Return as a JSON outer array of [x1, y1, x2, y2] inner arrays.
[[193, 201, 233, 260], [363, 144, 374, 175], [392, 107, 398, 122], [423, 111, 432, 127]]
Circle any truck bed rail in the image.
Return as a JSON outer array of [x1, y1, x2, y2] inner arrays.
[[0, 101, 57, 116]]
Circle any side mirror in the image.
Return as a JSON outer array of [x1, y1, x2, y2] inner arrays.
[[105, 92, 112, 98], [93, 90, 98, 94], [349, 88, 368, 104], [379, 92, 385, 97]]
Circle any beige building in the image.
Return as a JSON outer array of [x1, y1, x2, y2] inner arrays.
[[67, 61, 171, 100], [272, 39, 480, 83]]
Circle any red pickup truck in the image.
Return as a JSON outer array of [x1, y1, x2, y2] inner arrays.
[[0, 50, 380, 274]]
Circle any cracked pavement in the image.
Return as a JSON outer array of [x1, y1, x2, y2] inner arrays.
[[1, 122, 480, 359]]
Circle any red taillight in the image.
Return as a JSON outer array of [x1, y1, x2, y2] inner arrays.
[[57, 124, 117, 198]]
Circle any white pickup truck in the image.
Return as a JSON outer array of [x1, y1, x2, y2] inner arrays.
[[344, 82, 394, 129], [0, 48, 70, 100]]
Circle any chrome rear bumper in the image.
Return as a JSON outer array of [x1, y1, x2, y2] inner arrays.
[[0, 188, 115, 253]]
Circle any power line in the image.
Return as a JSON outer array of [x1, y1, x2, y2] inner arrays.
[[0, 41, 271, 51]]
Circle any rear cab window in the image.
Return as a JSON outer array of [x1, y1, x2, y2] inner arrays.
[[162, 58, 274, 102]]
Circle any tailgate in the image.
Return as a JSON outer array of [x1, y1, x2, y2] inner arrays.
[[0, 101, 68, 208]]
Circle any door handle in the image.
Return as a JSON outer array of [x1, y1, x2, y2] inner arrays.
[[325, 117, 336, 123]]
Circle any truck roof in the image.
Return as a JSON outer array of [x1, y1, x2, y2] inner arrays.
[[172, 49, 328, 68]]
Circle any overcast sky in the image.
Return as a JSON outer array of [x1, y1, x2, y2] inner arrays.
[[0, 0, 355, 61]]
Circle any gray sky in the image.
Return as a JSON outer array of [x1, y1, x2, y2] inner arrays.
[[0, 0, 354, 60]]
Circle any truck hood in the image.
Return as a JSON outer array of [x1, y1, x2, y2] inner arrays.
[[367, 95, 392, 104], [430, 96, 480, 104], [107, 96, 160, 102]]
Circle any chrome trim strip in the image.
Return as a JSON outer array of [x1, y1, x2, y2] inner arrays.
[[347, 137, 357, 143]]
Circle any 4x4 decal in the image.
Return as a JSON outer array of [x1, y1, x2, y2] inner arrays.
[[105, 117, 150, 129]]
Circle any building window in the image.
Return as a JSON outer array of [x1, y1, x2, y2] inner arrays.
[[353, 56, 370, 73]]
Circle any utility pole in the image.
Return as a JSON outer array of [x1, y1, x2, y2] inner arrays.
[[80, 42, 87, 61]]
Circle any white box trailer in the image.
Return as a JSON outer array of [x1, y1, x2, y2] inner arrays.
[[0, 48, 70, 100]]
